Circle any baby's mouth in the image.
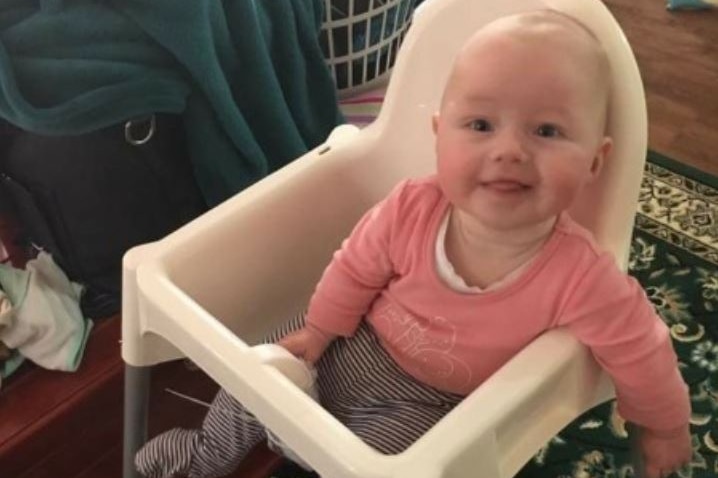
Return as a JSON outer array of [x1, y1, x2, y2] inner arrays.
[[480, 180, 531, 192]]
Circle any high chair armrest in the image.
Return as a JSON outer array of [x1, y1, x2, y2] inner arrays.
[[397, 328, 615, 478], [127, 250, 614, 478], [126, 259, 408, 478]]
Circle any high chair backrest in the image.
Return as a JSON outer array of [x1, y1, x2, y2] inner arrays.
[[365, 0, 647, 267], [122, 0, 646, 362]]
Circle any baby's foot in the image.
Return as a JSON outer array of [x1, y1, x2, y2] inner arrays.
[[135, 428, 200, 478]]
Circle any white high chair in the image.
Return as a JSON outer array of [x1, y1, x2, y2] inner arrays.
[[121, 0, 647, 476]]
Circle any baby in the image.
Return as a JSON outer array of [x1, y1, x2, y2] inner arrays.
[[136, 9, 692, 478]]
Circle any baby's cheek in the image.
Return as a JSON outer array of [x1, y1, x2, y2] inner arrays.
[[550, 169, 588, 204], [436, 159, 465, 196], [437, 150, 462, 175], [440, 152, 479, 188]]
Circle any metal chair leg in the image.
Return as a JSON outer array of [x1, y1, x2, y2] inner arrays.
[[123, 364, 151, 478]]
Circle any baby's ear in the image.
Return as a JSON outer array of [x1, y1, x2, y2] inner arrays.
[[431, 113, 439, 135], [589, 136, 613, 180]]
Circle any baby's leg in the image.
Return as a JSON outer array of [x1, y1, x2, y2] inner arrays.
[[135, 313, 307, 478], [315, 322, 464, 454], [135, 388, 265, 478]]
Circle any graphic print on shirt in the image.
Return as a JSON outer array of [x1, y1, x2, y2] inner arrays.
[[374, 302, 473, 389]]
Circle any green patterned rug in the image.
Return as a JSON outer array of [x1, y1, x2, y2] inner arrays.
[[272, 150, 718, 478]]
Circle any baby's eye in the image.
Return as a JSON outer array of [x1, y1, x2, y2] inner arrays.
[[536, 123, 562, 138], [468, 119, 492, 132]]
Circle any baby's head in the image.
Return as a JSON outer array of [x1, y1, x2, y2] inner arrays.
[[433, 10, 614, 232]]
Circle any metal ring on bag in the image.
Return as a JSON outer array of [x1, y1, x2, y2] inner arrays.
[[124, 114, 156, 146]]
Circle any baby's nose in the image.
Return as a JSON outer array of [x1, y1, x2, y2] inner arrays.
[[490, 131, 529, 163]]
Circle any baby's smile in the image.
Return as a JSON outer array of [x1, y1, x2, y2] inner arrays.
[[479, 179, 532, 194]]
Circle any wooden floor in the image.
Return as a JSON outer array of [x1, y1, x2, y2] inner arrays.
[[1, 2, 716, 478], [603, 0, 718, 176]]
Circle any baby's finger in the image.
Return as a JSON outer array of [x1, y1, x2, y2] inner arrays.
[[303, 347, 325, 365], [664, 463, 691, 478], [277, 336, 306, 358], [643, 462, 661, 478]]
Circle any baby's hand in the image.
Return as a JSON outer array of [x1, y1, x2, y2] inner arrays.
[[637, 424, 692, 478], [277, 324, 335, 365]]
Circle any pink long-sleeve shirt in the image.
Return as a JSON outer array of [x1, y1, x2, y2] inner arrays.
[[307, 176, 690, 431]]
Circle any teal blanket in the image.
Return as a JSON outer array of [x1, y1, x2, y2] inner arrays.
[[0, 0, 343, 206]]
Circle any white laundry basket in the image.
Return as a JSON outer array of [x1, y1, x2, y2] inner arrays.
[[320, 0, 417, 97]]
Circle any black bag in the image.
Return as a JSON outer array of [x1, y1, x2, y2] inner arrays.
[[0, 114, 207, 318]]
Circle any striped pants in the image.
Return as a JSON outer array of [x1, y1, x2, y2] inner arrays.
[[135, 315, 464, 478]]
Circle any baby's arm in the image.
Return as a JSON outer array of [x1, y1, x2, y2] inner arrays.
[[278, 323, 336, 364], [281, 181, 411, 362], [558, 255, 692, 475], [636, 424, 692, 478]]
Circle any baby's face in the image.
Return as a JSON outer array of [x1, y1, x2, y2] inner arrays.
[[433, 19, 612, 232]]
